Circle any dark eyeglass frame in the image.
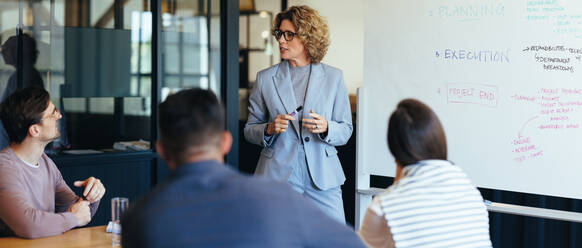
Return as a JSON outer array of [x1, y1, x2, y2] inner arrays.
[[40, 107, 60, 121], [272, 29, 296, 41]]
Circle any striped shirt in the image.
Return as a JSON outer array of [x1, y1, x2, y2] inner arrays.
[[358, 160, 491, 248]]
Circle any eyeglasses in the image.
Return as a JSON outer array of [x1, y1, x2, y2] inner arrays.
[[41, 107, 60, 121], [272, 29, 296, 41]]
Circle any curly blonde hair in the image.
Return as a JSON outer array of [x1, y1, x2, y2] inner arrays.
[[272, 5, 330, 64]]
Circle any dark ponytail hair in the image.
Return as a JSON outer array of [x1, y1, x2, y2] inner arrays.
[[387, 99, 447, 166]]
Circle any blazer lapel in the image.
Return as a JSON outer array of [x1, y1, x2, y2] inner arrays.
[[272, 60, 300, 136], [303, 63, 325, 119]]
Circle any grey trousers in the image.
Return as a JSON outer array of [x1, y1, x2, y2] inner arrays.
[[287, 145, 346, 224]]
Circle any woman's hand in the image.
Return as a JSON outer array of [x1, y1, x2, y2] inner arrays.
[[266, 114, 296, 135], [302, 110, 328, 134]]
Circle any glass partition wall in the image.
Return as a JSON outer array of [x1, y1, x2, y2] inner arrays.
[[161, 0, 220, 100], [0, 0, 219, 153]]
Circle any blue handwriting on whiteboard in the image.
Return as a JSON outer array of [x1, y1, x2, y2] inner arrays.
[[435, 49, 510, 63]]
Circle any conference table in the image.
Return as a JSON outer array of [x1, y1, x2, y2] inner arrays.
[[0, 225, 114, 248]]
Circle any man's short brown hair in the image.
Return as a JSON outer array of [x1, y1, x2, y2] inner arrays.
[[0, 86, 50, 144]]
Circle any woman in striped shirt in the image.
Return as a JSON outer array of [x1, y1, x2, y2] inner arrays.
[[357, 99, 492, 248]]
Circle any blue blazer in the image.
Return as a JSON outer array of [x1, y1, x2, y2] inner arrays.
[[121, 160, 365, 248], [244, 60, 353, 190]]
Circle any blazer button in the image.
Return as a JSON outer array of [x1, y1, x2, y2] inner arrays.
[[304, 137, 310, 142]]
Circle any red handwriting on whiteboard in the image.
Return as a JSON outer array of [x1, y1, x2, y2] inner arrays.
[[447, 83, 498, 107], [540, 108, 573, 115], [511, 94, 537, 102], [513, 145, 537, 153], [540, 88, 558, 94], [529, 150, 543, 158], [513, 116, 543, 163], [550, 116, 569, 121], [511, 135, 543, 163], [509, 87, 582, 164]]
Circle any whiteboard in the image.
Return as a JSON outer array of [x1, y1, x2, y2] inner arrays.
[[361, 0, 582, 200]]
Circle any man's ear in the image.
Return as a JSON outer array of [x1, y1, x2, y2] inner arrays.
[[155, 141, 167, 161], [220, 131, 233, 156], [156, 141, 176, 170], [28, 124, 40, 138]]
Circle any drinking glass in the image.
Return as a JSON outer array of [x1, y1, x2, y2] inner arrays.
[[111, 197, 129, 246]]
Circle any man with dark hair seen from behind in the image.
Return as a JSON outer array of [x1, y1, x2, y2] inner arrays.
[[0, 86, 105, 238], [122, 88, 364, 247]]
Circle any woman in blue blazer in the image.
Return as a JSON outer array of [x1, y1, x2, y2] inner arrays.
[[244, 5, 353, 223]]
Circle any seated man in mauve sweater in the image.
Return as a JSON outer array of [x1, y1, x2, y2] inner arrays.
[[0, 86, 106, 239]]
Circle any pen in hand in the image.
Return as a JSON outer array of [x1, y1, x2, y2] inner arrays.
[[278, 106, 303, 133], [289, 106, 303, 118], [268, 106, 302, 134]]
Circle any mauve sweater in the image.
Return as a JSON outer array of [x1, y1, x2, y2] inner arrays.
[[0, 147, 99, 238]]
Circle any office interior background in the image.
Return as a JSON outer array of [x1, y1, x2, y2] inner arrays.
[[0, 0, 581, 247]]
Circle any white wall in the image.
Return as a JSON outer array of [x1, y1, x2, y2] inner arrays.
[[288, 0, 363, 95]]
